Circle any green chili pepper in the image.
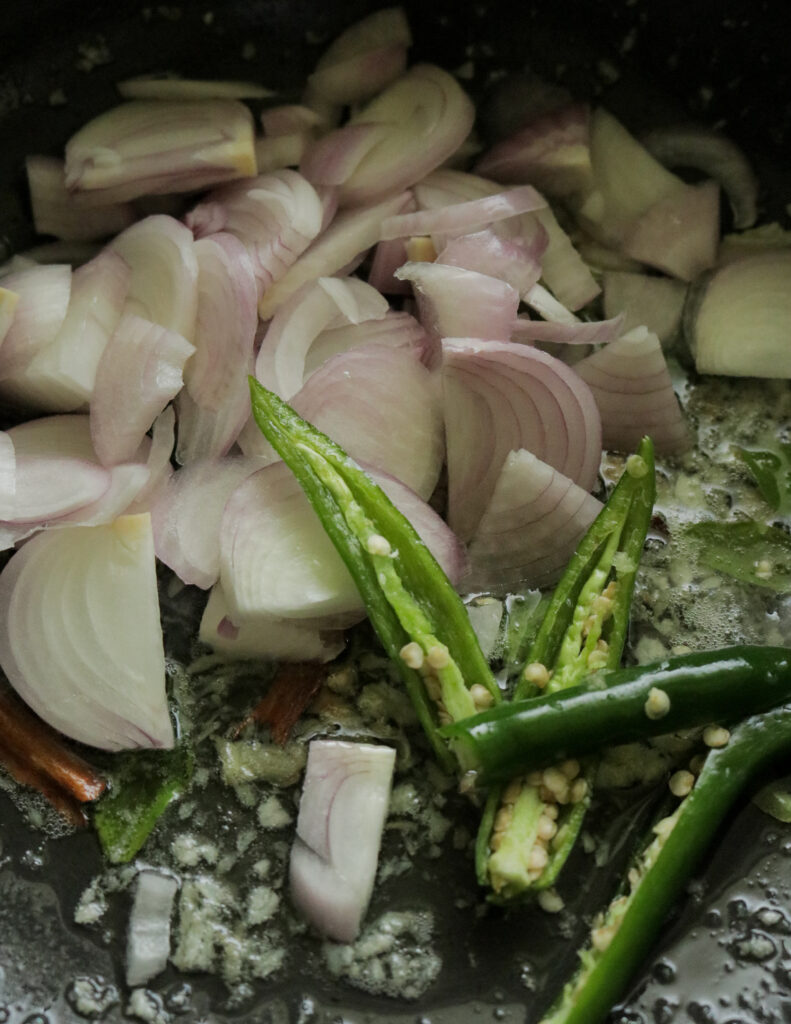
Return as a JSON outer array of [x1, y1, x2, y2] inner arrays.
[[474, 439, 655, 899], [444, 645, 791, 781], [248, 378, 499, 773], [539, 701, 791, 1024]]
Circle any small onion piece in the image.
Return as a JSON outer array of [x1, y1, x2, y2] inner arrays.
[[523, 283, 579, 325], [602, 271, 687, 346], [0, 264, 71, 379], [379, 185, 547, 242], [126, 869, 180, 988], [255, 276, 389, 399], [511, 313, 624, 345], [533, 206, 600, 311], [90, 314, 195, 467], [199, 583, 345, 663], [0, 514, 174, 751], [574, 326, 691, 454], [64, 100, 257, 203], [257, 191, 411, 319], [110, 215, 199, 341], [437, 228, 544, 298], [467, 448, 602, 591], [175, 233, 259, 463], [301, 64, 475, 208], [254, 134, 310, 173], [117, 77, 275, 101], [290, 739, 395, 942], [26, 156, 136, 242], [441, 338, 602, 541]]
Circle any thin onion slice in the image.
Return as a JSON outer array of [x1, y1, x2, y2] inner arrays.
[[533, 206, 600, 311], [199, 583, 345, 663], [441, 338, 602, 541], [511, 313, 624, 345], [304, 310, 431, 374], [0, 454, 108, 524], [127, 406, 176, 514], [0, 514, 173, 751], [118, 77, 275, 101], [574, 326, 691, 454], [126, 870, 180, 988], [380, 185, 546, 242], [0, 264, 71, 379], [90, 314, 195, 467], [467, 448, 602, 591], [437, 229, 544, 298], [290, 739, 395, 942], [26, 156, 136, 242], [64, 100, 257, 203]]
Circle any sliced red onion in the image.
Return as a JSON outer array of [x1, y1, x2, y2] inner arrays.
[[523, 282, 579, 325], [290, 739, 395, 942], [511, 313, 624, 345], [437, 228, 544, 297], [301, 64, 475, 208], [642, 126, 758, 230], [441, 338, 602, 541], [0, 454, 108, 524], [574, 326, 690, 454], [26, 156, 136, 242], [255, 277, 388, 399], [0, 513, 173, 751], [6, 413, 95, 461], [0, 264, 71, 379], [150, 456, 261, 589], [199, 583, 345, 663], [90, 314, 195, 467], [291, 345, 444, 500], [126, 869, 180, 988], [257, 191, 411, 319], [475, 104, 593, 199], [380, 185, 546, 242], [307, 7, 411, 106], [64, 100, 257, 203], [56, 462, 150, 530], [185, 170, 325, 297], [175, 233, 258, 463], [467, 448, 602, 591], [118, 77, 274, 101], [602, 271, 687, 346], [367, 236, 412, 295], [262, 105, 326, 137], [533, 207, 600, 311], [254, 134, 309, 173], [127, 407, 176, 514], [305, 310, 431, 374], [110, 215, 199, 342], [395, 262, 519, 342], [621, 180, 720, 283]]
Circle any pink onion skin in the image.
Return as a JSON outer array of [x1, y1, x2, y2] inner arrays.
[[437, 228, 544, 298], [26, 155, 136, 242], [574, 326, 691, 455], [90, 314, 195, 467], [175, 232, 259, 463], [0, 264, 71, 379], [367, 236, 412, 295], [467, 448, 602, 591], [290, 739, 395, 943], [441, 338, 602, 542], [127, 406, 176, 514], [380, 185, 547, 242]]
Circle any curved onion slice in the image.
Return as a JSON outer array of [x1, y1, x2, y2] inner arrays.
[[467, 448, 602, 591], [291, 345, 444, 499], [304, 310, 431, 374], [90, 314, 195, 467], [602, 271, 686, 345], [199, 583, 345, 663], [257, 191, 411, 319], [127, 406, 176, 514], [186, 170, 325, 296], [110, 215, 199, 341], [126, 870, 180, 989], [438, 229, 544, 297], [255, 277, 388, 399], [118, 77, 275, 101], [221, 460, 466, 622], [511, 313, 624, 345], [395, 262, 519, 342], [642, 126, 758, 230], [574, 326, 690, 454], [380, 185, 546, 241], [367, 235, 411, 295], [0, 454, 108, 524], [151, 456, 261, 589], [534, 206, 601, 311], [64, 100, 256, 203], [290, 739, 395, 943], [441, 338, 602, 541], [307, 7, 411, 106], [301, 64, 474, 207], [0, 264, 71, 379], [175, 233, 258, 463], [0, 514, 173, 751], [26, 156, 136, 242]]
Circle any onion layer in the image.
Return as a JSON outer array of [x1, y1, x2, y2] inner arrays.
[[0, 264, 71, 380], [26, 156, 136, 242], [126, 870, 180, 988]]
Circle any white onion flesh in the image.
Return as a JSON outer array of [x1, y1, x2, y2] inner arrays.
[[90, 314, 194, 467], [255, 276, 389, 399], [533, 206, 601, 311], [126, 869, 180, 988], [185, 170, 325, 297], [0, 514, 173, 751], [199, 583, 345, 663], [395, 262, 519, 342], [175, 233, 259, 463], [290, 739, 395, 942], [511, 314, 624, 346], [64, 100, 257, 203], [367, 236, 412, 295], [118, 77, 275, 101], [602, 271, 687, 346], [26, 155, 136, 242], [441, 338, 602, 541], [380, 185, 546, 242], [523, 283, 579, 325], [301, 64, 475, 207], [467, 448, 602, 591], [0, 264, 71, 379], [574, 326, 690, 454], [257, 191, 411, 319]]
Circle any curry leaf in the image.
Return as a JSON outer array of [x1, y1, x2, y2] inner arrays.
[[686, 519, 791, 593]]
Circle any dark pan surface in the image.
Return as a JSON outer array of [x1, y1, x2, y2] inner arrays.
[[1, 2, 790, 1022]]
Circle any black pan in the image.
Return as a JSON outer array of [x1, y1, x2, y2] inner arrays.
[[1, 2, 790, 1022]]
